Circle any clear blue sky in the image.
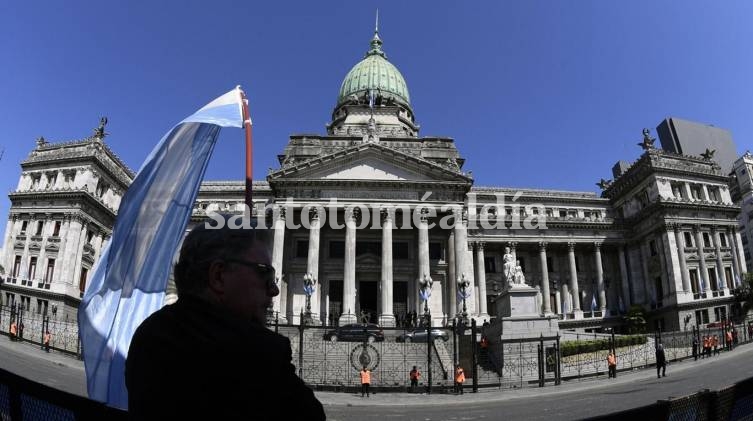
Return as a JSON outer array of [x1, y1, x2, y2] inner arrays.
[[1, 1, 752, 237]]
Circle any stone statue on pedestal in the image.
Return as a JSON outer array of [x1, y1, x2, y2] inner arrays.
[[503, 247, 516, 286]]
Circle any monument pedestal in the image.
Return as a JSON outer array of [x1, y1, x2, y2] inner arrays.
[[491, 284, 559, 339]]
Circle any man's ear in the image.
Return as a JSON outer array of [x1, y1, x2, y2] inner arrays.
[[207, 260, 226, 296]]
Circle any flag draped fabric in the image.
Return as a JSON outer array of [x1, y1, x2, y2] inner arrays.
[[591, 293, 597, 312], [78, 88, 245, 409]]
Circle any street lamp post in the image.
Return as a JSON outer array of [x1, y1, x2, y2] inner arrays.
[[302, 273, 317, 325], [457, 274, 471, 324]]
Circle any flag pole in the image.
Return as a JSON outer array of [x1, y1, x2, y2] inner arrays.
[[239, 87, 253, 215]]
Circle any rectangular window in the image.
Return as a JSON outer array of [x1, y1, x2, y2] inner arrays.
[[702, 233, 711, 248], [47, 173, 57, 188], [689, 269, 699, 294], [53, 221, 61, 236], [691, 186, 701, 200], [20, 221, 27, 234], [356, 241, 381, 257], [725, 267, 733, 290], [684, 232, 694, 247], [713, 306, 727, 322], [295, 240, 309, 258], [329, 241, 344, 258], [708, 187, 719, 202], [708, 268, 718, 291], [28, 257, 37, 280], [35, 221, 43, 236], [695, 309, 709, 325], [546, 257, 554, 272], [44, 259, 55, 284], [583, 211, 592, 219], [559, 210, 567, 218], [36, 299, 48, 315], [393, 242, 409, 260], [5, 293, 14, 307], [719, 233, 727, 247], [484, 256, 496, 273], [429, 242, 442, 260], [79, 267, 89, 296], [12, 256, 21, 278], [649, 240, 658, 256]]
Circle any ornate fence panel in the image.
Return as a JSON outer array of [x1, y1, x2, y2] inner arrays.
[[0, 305, 80, 356], [276, 324, 455, 390]]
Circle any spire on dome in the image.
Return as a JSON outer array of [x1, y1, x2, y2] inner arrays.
[[367, 9, 385, 58]]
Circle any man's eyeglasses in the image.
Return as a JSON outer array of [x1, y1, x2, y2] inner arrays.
[[224, 259, 277, 287]]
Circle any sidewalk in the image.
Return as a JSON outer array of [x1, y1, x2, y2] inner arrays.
[[0, 333, 85, 371], [315, 342, 753, 407]]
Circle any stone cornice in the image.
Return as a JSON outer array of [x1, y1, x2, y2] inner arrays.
[[23, 140, 134, 187], [268, 141, 472, 183], [8, 189, 118, 221]]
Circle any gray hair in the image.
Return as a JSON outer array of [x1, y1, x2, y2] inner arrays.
[[174, 214, 272, 296]]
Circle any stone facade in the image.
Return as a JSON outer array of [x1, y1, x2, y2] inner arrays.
[[731, 151, 753, 273], [0, 31, 747, 333], [0, 128, 133, 322]]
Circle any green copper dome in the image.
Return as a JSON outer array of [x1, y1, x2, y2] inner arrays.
[[337, 31, 411, 107]]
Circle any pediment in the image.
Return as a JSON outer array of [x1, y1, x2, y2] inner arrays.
[[269, 143, 471, 184]]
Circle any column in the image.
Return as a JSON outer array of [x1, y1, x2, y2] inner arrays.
[[379, 208, 395, 326], [733, 228, 747, 280], [71, 220, 89, 294], [306, 209, 321, 323], [701, 185, 711, 202], [272, 206, 286, 322], [417, 210, 430, 313], [554, 288, 562, 315], [538, 242, 552, 314], [340, 208, 357, 325], [728, 227, 742, 286], [683, 183, 693, 201], [453, 210, 475, 315], [567, 242, 582, 315], [713, 228, 728, 293], [674, 227, 691, 293], [475, 242, 488, 317], [618, 246, 631, 310], [694, 227, 710, 294], [561, 283, 570, 314], [594, 242, 606, 312], [447, 230, 456, 319]]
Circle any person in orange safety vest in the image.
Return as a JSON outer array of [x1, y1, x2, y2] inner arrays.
[[360, 366, 371, 398], [455, 365, 465, 395]]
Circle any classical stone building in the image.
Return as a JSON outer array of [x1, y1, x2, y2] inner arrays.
[[1, 123, 132, 322], [731, 151, 753, 273], [1, 29, 747, 332]]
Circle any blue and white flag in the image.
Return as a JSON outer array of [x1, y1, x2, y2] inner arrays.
[[591, 293, 597, 312], [78, 87, 246, 409], [735, 274, 741, 288]]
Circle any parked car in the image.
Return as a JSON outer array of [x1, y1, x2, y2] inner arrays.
[[396, 328, 449, 343], [323, 323, 385, 343]]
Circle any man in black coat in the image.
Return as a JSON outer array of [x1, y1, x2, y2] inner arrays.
[[126, 217, 325, 420], [655, 343, 667, 378]]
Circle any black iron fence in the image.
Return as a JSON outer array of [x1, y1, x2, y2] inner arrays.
[[0, 366, 126, 421], [0, 304, 81, 357]]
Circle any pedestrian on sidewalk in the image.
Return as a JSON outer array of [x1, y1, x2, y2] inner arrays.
[[702, 335, 710, 359], [692, 336, 699, 361], [43, 330, 51, 352], [607, 351, 617, 378], [454, 365, 465, 395], [360, 366, 371, 397], [409, 366, 420, 393], [712, 335, 719, 356], [725, 330, 733, 351], [125, 218, 325, 421], [655, 343, 666, 378], [9, 321, 16, 341]]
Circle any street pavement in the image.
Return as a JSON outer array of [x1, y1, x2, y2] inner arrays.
[[0, 335, 751, 420]]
